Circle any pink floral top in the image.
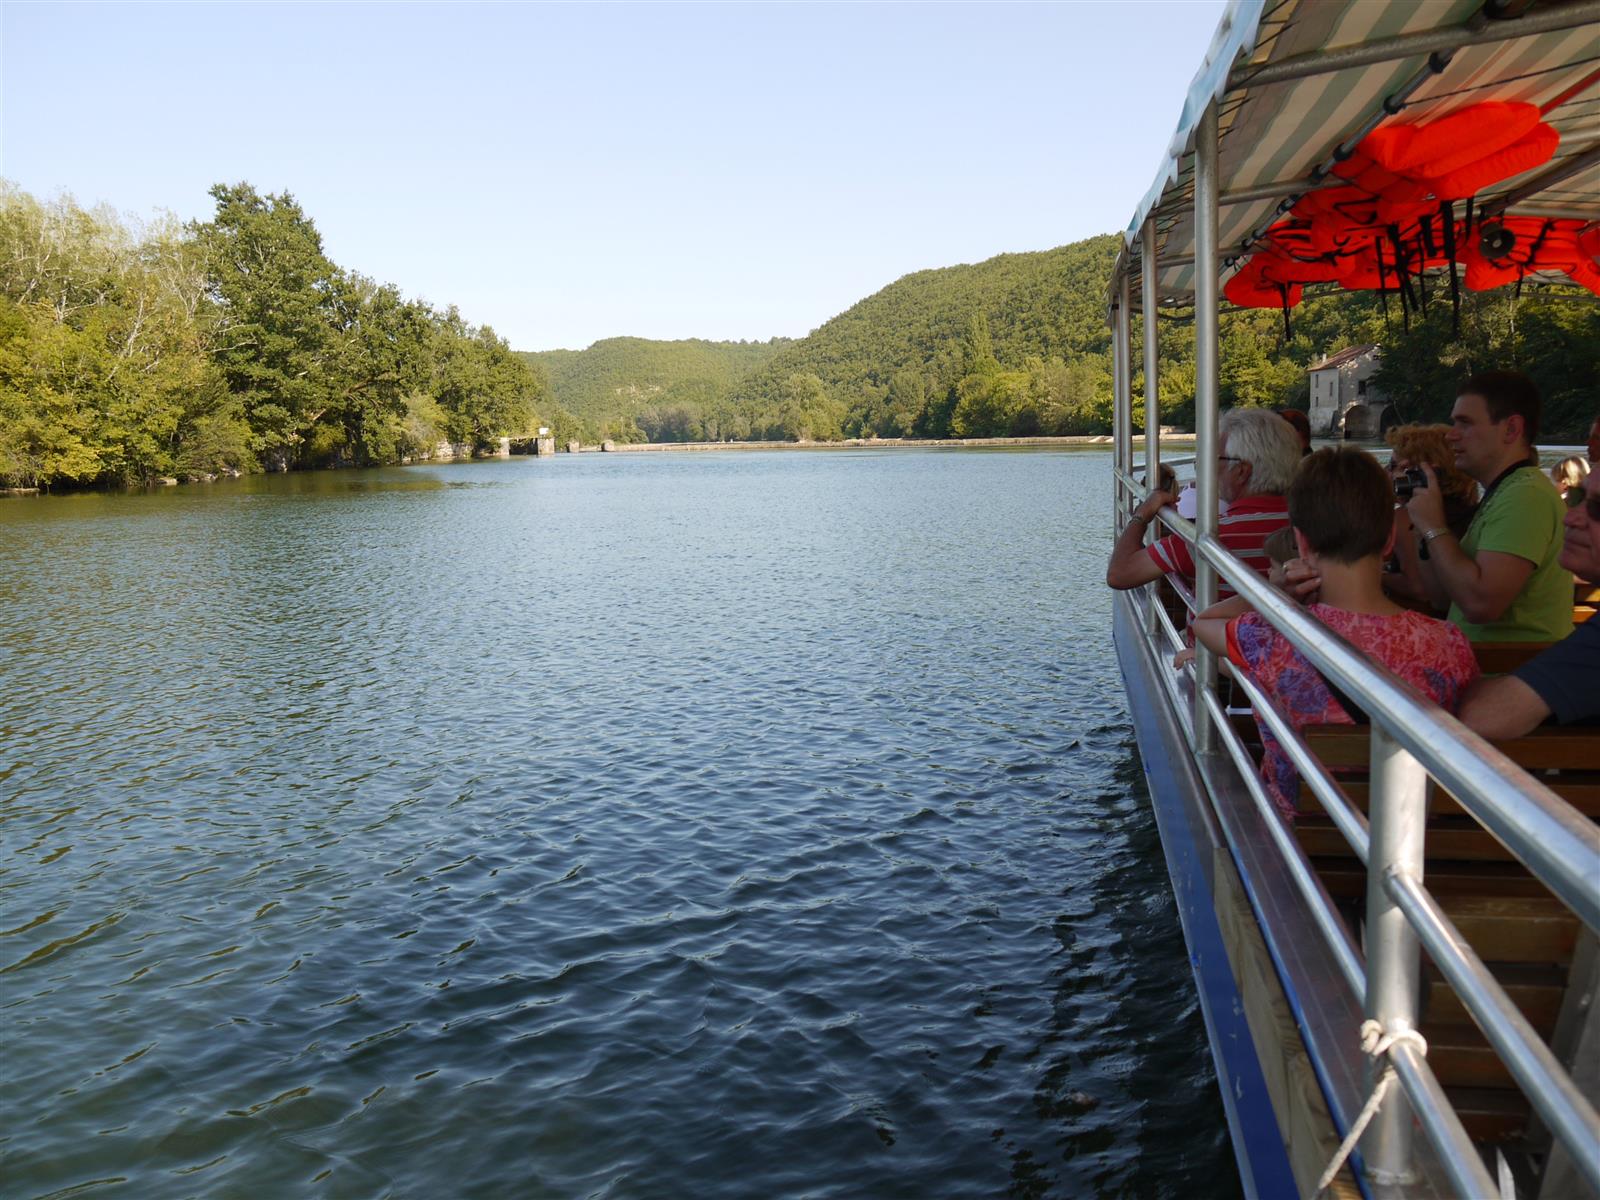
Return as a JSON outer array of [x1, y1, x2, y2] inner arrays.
[[1226, 605, 1480, 821]]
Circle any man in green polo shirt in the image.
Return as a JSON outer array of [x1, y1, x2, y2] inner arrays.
[[1403, 371, 1571, 643]]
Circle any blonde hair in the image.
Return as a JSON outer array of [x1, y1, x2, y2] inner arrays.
[[1385, 424, 1478, 506], [1552, 456, 1590, 492]]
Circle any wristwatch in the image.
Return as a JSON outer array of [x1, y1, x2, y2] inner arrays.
[[1420, 526, 1450, 544]]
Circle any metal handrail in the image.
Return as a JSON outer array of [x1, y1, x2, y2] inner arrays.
[[1226, 669, 1371, 864], [1146, 586, 1496, 1199], [1195, 530, 1600, 934], [1200, 681, 1501, 1200], [1387, 870, 1600, 1192], [1200, 686, 1367, 996], [1385, 1040, 1501, 1200], [1123, 476, 1599, 925], [1115, 480, 1600, 1192], [1135, 454, 1197, 470]]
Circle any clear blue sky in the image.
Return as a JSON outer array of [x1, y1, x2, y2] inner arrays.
[[2, 1, 1225, 352]]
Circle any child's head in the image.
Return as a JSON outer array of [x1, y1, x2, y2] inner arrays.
[[1263, 526, 1297, 568], [1552, 455, 1590, 494], [1287, 447, 1392, 564]]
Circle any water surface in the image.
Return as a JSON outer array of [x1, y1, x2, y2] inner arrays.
[[1, 450, 1237, 1199]]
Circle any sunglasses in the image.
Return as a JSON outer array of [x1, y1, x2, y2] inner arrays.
[[1565, 488, 1600, 520]]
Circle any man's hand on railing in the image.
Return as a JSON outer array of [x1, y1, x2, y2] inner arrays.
[[1133, 486, 1178, 526]]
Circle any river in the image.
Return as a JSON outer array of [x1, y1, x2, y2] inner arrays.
[[0, 449, 1238, 1199]]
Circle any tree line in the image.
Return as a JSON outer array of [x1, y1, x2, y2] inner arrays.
[[7, 180, 1594, 491], [1, 181, 551, 489]]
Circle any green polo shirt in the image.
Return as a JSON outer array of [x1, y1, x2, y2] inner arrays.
[[1451, 466, 1573, 643]]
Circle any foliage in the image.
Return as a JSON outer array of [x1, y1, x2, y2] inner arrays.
[[729, 237, 1130, 439], [0, 180, 549, 488], [5, 178, 1592, 488], [1371, 289, 1600, 438], [521, 336, 793, 444], [723, 238, 1593, 442]]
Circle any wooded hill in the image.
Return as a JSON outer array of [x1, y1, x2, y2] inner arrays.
[[527, 235, 1598, 445], [520, 337, 792, 444]]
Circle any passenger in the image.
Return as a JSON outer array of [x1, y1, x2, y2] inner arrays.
[[1189, 448, 1479, 822], [1459, 465, 1600, 736], [1274, 407, 1312, 456], [1550, 455, 1589, 501], [1384, 423, 1479, 611], [1106, 408, 1298, 595], [1400, 371, 1572, 642]]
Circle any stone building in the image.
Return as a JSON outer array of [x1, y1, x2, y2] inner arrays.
[[1308, 344, 1388, 438]]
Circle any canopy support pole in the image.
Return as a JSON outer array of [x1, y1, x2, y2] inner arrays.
[[1114, 276, 1133, 530], [1141, 219, 1161, 638], [1193, 99, 1220, 755]]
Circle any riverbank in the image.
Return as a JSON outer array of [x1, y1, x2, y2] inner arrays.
[[575, 433, 1199, 454], [0, 435, 1200, 495]]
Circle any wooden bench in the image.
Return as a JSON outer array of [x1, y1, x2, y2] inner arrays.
[[1285, 723, 1600, 1144], [1473, 641, 1553, 675]]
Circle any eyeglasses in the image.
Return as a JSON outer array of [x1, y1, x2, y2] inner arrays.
[[1565, 488, 1600, 520], [1218, 455, 1243, 464]]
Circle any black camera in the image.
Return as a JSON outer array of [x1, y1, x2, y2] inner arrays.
[[1393, 466, 1428, 500]]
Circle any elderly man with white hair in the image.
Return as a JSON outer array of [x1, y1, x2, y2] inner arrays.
[[1106, 407, 1302, 597]]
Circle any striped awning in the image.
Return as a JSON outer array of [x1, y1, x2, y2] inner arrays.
[[1118, 0, 1600, 307]]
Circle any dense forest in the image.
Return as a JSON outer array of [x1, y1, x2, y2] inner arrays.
[[531, 236, 1596, 445], [5, 178, 1594, 490], [0, 182, 551, 489], [521, 337, 792, 445]]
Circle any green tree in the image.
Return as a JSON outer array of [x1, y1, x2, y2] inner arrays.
[[772, 373, 843, 441], [0, 298, 105, 486], [193, 183, 343, 469]]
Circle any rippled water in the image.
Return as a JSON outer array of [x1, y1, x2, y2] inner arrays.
[[1, 450, 1238, 1199]]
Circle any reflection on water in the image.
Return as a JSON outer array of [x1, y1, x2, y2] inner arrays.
[[0, 451, 1237, 1199]]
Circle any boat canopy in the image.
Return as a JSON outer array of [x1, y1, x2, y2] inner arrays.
[[1115, 0, 1600, 309], [1105, 5, 1600, 1195]]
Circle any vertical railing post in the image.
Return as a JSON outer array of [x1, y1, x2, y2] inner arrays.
[[1141, 219, 1161, 637], [1192, 98, 1220, 753], [1364, 725, 1428, 1185], [1115, 274, 1133, 530], [1113, 294, 1126, 534]]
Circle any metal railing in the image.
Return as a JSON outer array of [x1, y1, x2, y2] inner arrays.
[[1106, 89, 1600, 1192], [1109, 455, 1600, 1197]]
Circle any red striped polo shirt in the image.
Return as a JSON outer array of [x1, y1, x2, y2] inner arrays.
[[1145, 494, 1290, 594]]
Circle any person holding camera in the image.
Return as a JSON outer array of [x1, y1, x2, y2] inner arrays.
[[1399, 371, 1571, 643], [1384, 424, 1478, 612]]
